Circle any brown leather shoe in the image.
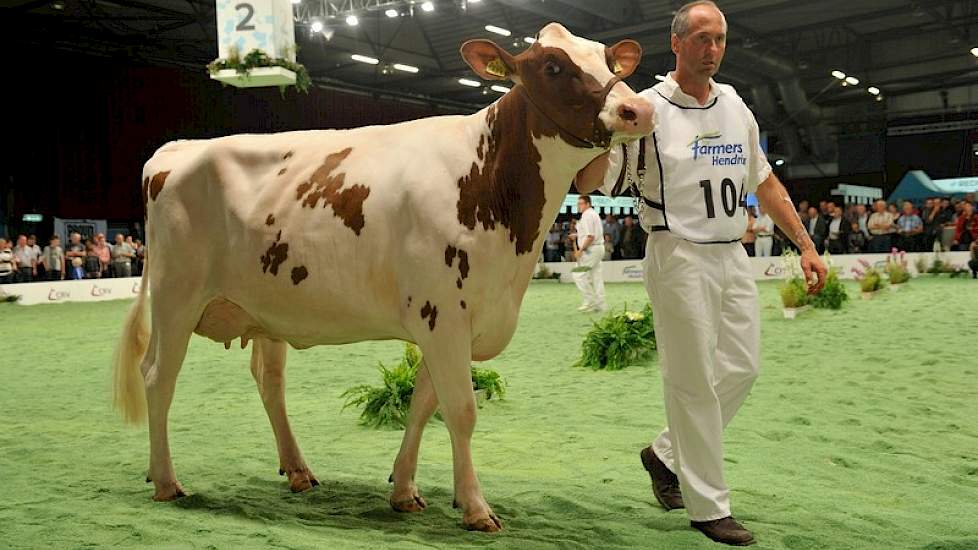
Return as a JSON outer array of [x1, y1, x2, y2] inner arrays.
[[639, 446, 684, 510], [691, 517, 756, 546]]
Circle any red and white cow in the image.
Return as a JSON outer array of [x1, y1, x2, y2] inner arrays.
[[113, 22, 652, 531]]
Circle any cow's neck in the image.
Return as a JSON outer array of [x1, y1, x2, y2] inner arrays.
[[457, 87, 603, 262]]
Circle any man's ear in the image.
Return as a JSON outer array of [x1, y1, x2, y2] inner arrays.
[[607, 39, 642, 77], [460, 39, 516, 81]]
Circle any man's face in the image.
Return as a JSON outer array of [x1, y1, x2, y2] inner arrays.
[[807, 207, 818, 218], [856, 204, 866, 215], [965, 202, 975, 216], [115, 235, 124, 245], [17, 236, 27, 247], [902, 202, 914, 215], [672, 4, 726, 80], [799, 201, 809, 212], [874, 201, 886, 213], [71, 233, 81, 244], [624, 216, 633, 227], [51, 238, 60, 247], [832, 206, 842, 218], [578, 199, 589, 212], [925, 199, 933, 209], [942, 199, 951, 209], [96, 234, 105, 244]]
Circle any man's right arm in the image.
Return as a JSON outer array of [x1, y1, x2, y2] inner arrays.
[[574, 151, 613, 195]]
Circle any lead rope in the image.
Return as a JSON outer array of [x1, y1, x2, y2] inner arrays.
[[515, 75, 623, 149]]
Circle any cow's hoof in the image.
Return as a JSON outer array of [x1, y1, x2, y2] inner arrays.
[[463, 512, 503, 533], [152, 483, 187, 502], [390, 494, 427, 513], [286, 469, 320, 493]]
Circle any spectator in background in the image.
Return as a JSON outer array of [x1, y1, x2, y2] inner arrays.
[[952, 201, 977, 252], [133, 239, 146, 276], [886, 203, 899, 218], [603, 214, 622, 259], [0, 238, 15, 284], [68, 257, 85, 280], [569, 195, 606, 312], [896, 201, 924, 252], [66, 232, 86, 267], [753, 208, 775, 257], [798, 200, 810, 225], [84, 240, 102, 278], [806, 206, 827, 254], [969, 241, 978, 279], [619, 216, 647, 260], [111, 233, 135, 278], [544, 224, 562, 263], [818, 200, 830, 219], [854, 203, 870, 241], [826, 204, 849, 255], [12, 235, 38, 282], [848, 221, 867, 253], [563, 219, 578, 262], [924, 197, 952, 251], [602, 234, 614, 261], [41, 235, 65, 281], [742, 208, 757, 257], [27, 234, 44, 280], [93, 233, 111, 276], [868, 199, 897, 252]]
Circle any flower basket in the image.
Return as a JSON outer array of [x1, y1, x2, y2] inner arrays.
[[782, 305, 811, 319], [211, 66, 297, 88], [574, 304, 656, 370], [207, 48, 311, 93]]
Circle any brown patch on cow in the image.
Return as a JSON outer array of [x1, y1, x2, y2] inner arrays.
[[277, 168, 287, 176], [283, 151, 293, 160], [149, 171, 170, 201], [407, 296, 412, 307], [456, 278, 463, 289], [295, 148, 371, 235], [460, 300, 467, 309], [457, 250, 470, 280], [260, 230, 289, 276], [420, 301, 438, 331], [265, 214, 275, 226], [445, 245, 457, 267], [291, 265, 308, 285], [476, 134, 485, 161], [142, 177, 150, 212]]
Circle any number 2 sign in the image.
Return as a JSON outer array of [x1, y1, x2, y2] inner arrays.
[[215, 0, 296, 62]]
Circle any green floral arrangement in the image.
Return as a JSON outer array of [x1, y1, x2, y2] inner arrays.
[[779, 251, 812, 308], [885, 249, 911, 284], [342, 343, 505, 429], [533, 265, 559, 280], [851, 259, 886, 292], [812, 266, 849, 310], [574, 303, 656, 371], [207, 47, 311, 93]]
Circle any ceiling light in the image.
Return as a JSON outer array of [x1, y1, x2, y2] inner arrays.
[[393, 63, 419, 73], [775, 159, 785, 166], [831, 70, 846, 80], [875, 96, 883, 102], [485, 25, 511, 37], [346, 14, 359, 26], [491, 85, 510, 93], [523, 36, 536, 44], [385, 8, 398, 17], [971, 47, 978, 57], [310, 20, 324, 33], [421, 1, 434, 12], [867, 86, 880, 96], [845, 76, 860, 86], [52, 0, 64, 9], [351, 54, 379, 65], [458, 78, 481, 87]]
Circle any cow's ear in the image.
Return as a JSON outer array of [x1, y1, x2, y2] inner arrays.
[[460, 40, 516, 81], [607, 40, 642, 78]]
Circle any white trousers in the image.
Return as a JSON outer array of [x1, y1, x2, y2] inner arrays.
[[755, 236, 774, 257], [642, 232, 760, 521], [572, 244, 606, 309]]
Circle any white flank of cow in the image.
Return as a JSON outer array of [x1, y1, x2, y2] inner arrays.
[[113, 22, 653, 532]]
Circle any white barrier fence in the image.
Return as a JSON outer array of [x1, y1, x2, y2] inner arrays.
[[2, 277, 142, 306], [0, 251, 972, 306], [542, 251, 973, 284]]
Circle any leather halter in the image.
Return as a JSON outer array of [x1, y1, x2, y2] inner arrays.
[[516, 75, 623, 149]]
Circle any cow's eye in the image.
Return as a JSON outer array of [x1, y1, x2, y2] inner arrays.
[[544, 62, 561, 76]]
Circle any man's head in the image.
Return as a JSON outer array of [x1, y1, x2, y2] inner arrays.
[[50, 235, 60, 246], [964, 201, 975, 216], [874, 200, 886, 213], [578, 195, 592, 212], [27, 235, 36, 246], [965, 192, 975, 204], [807, 206, 818, 218], [671, 1, 727, 82], [96, 233, 105, 244], [623, 215, 633, 227], [605, 214, 617, 223], [798, 200, 809, 213], [70, 232, 81, 244], [17, 235, 27, 247], [115, 233, 125, 244], [924, 198, 934, 209], [856, 204, 867, 215], [831, 204, 842, 218], [902, 201, 915, 215], [461, 22, 653, 147]]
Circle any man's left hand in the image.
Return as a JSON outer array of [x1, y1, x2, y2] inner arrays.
[[573, 250, 583, 261], [800, 249, 827, 294]]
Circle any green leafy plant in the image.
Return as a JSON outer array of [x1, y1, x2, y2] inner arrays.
[[779, 251, 811, 308], [533, 265, 559, 280], [342, 343, 506, 429], [914, 255, 928, 275], [812, 267, 849, 310], [207, 47, 311, 94], [1, 293, 21, 303], [574, 303, 656, 371], [885, 249, 911, 284], [851, 259, 886, 293]]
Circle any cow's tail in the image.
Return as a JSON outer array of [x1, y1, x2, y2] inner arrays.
[[113, 260, 150, 424]]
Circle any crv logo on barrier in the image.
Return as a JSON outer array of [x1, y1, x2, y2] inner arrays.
[[91, 284, 112, 297], [48, 288, 71, 301]]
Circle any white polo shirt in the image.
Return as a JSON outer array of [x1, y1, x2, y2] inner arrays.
[[577, 207, 604, 250], [602, 73, 772, 244]]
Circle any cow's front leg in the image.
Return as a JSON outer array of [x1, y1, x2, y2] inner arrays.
[[390, 361, 438, 512], [420, 336, 502, 532], [250, 338, 318, 493]]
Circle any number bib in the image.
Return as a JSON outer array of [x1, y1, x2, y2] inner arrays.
[[640, 87, 753, 243]]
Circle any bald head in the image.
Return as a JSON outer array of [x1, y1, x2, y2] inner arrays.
[[671, 1, 727, 83]]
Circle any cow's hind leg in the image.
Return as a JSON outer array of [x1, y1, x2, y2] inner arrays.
[[389, 361, 437, 512], [143, 303, 198, 501], [251, 337, 318, 493], [419, 336, 501, 532]]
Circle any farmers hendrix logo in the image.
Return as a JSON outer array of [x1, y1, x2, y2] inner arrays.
[[689, 131, 747, 166]]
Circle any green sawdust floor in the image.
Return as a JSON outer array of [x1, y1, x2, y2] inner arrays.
[[1, 279, 977, 549]]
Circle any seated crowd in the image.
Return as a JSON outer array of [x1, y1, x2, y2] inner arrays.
[[0, 232, 144, 284]]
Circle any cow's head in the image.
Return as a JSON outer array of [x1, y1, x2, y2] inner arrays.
[[461, 22, 653, 148]]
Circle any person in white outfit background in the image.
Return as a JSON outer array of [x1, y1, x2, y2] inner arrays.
[[576, 1, 827, 545], [753, 208, 775, 257], [570, 195, 607, 312]]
